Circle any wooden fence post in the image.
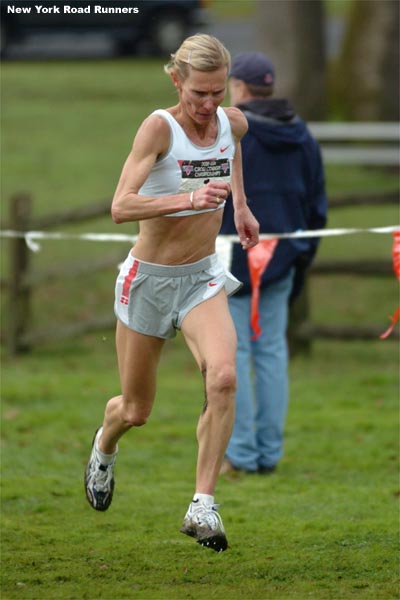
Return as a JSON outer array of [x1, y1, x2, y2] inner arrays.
[[7, 194, 32, 354]]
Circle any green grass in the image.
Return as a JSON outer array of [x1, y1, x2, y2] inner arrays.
[[210, 0, 257, 20], [1, 58, 399, 599], [1, 59, 173, 216], [324, 0, 354, 19], [209, 0, 354, 20], [1, 334, 399, 599]]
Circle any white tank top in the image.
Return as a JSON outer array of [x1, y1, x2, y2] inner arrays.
[[139, 107, 235, 217]]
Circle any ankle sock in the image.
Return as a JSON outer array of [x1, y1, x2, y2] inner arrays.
[[95, 428, 117, 464], [193, 493, 214, 506]]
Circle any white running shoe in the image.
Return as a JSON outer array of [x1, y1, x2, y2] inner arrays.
[[84, 428, 117, 511], [180, 500, 228, 552]]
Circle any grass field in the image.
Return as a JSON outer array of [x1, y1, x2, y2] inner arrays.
[[1, 335, 398, 599], [1, 59, 399, 599]]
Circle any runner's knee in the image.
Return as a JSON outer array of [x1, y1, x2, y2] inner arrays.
[[206, 363, 237, 398], [120, 397, 151, 427]]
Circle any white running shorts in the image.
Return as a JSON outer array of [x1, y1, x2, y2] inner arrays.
[[114, 252, 242, 339]]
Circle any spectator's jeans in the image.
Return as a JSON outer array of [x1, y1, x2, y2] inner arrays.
[[226, 269, 295, 471]]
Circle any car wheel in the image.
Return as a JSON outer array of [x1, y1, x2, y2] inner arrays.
[[115, 38, 139, 56], [150, 10, 189, 55], [0, 21, 7, 58]]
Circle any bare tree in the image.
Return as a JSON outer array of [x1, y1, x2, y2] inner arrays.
[[256, 0, 327, 119]]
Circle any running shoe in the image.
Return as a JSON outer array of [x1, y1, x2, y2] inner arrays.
[[84, 427, 117, 511], [180, 500, 228, 552]]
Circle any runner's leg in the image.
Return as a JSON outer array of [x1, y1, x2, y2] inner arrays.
[[181, 290, 237, 495], [98, 320, 165, 454]]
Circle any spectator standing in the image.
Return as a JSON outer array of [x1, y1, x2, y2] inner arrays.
[[220, 52, 327, 474]]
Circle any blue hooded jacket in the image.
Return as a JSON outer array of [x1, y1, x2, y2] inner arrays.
[[220, 98, 327, 300]]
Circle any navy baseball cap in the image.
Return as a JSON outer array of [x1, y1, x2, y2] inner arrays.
[[230, 52, 275, 86]]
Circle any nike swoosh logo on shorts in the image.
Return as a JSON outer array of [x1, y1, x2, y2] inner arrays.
[[208, 282, 218, 287]]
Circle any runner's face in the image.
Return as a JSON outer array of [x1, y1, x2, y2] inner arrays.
[[178, 67, 227, 124]]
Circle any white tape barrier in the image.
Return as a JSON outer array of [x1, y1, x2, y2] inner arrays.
[[0, 226, 399, 253], [0, 230, 138, 252]]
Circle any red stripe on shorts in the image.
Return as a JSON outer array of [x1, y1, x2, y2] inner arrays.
[[120, 259, 139, 304]]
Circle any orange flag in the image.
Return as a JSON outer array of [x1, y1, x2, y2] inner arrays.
[[248, 239, 279, 340], [392, 230, 400, 280], [380, 231, 400, 339]]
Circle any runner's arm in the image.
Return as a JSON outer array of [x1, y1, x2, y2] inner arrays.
[[111, 115, 190, 223], [225, 107, 259, 249]]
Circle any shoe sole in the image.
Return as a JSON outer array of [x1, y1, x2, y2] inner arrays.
[[84, 428, 114, 512], [180, 522, 228, 552]]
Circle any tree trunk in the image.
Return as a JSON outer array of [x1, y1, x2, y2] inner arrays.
[[337, 0, 399, 121], [256, 0, 327, 119]]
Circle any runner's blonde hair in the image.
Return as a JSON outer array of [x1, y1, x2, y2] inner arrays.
[[164, 34, 231, 80]]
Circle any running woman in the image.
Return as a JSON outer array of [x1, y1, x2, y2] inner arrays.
[[84, 34, 259, 552]]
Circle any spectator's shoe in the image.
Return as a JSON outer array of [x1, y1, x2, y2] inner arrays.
[[258, 465, 277, 475], [84, 428, 117, 511], [219, 457, 238, 475], [180, 500, 228, 552], [220, 457, 257, 475]]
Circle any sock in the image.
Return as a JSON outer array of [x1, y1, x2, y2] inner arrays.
[[193, 493, 214, 506], [95, 428, 117, 464]]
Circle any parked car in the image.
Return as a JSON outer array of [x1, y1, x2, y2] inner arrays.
[[1, 0, 210, 57]]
